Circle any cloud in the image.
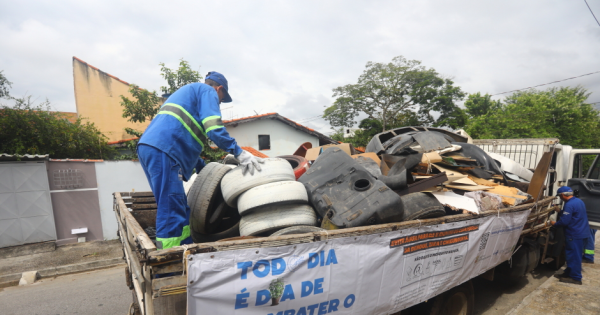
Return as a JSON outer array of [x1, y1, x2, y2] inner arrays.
[[1, 0, 600, 135]]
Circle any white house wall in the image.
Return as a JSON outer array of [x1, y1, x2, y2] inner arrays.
[[226, 119, 319, 157], [95, 161, 151, 240]]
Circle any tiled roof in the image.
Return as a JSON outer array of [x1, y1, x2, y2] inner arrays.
[[224, 113, 336, 144], [242, 147, 269, 158], [55, 112, 78, 124]]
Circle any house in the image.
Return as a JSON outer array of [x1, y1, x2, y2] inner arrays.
[[224, 113, 337, 157], [72, 57, 152, 142]]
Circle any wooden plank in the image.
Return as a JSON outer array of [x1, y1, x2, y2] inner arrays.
[[152, 261, 183, 275], [131, 203, 158, 210], [132, 197, 156, 203], [115, 204, 146, 302], [131, 210, 157, 230], [153, 293, 186, 315], [116, 192, 157, 254], [152, 275, 187, 293]]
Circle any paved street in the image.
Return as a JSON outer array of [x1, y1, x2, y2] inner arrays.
[[0, 266, 130, 315], [0, 262, 559, 315]]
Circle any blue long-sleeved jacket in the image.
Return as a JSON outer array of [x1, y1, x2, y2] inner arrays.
[[555, 197, 589, 239], [139, 83, 242, 180]]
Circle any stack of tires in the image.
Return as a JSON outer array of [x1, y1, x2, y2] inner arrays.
[[187, 163, 241, 243], [221, 158, 318, 236]]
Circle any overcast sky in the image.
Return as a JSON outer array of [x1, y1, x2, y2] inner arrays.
[[1, 0, 600, 134]]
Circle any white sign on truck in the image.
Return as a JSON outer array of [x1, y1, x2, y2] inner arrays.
[[187, 210, 529, 314]]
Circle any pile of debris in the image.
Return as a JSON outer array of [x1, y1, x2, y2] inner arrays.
[[186, 127, 543, 242]]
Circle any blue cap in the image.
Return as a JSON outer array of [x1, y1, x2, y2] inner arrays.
[[557, 186, 573, 194], [206, 71, 232, 103]]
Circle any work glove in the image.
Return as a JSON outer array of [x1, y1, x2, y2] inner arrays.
[[195, 158, 206, 174], [236, 150, 265, 176], [222, 154, 240, 165]]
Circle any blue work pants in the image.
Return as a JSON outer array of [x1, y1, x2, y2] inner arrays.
[[138, 144, 192, 249], [583, 229, 596, 262], [563, 237, 584, 281]]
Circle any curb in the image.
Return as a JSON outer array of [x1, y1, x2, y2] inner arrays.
[[0, 257, 125, 289]]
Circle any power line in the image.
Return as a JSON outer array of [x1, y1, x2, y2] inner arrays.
[[584, 0, 600, 27], [492, 70, 600, 96]]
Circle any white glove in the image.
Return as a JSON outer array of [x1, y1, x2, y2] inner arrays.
[[236, 150, 265, 175]]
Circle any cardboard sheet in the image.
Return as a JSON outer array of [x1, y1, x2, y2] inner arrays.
[[468, 176, 498, 187], [421, 151, 443, 164], [430, 191, 480, 214], [305, 143, 355, 161], [432, 164, 468, 182], [450, 177, 478, 186], [445, 184, 493, 191]]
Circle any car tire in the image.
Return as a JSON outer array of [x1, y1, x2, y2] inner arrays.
[[276, 155, 310, 179], [191, 221, 240, 243], [237, 181, 308, 215], [271, 225, 325, 236], [221, 158, 295, 207], [188, 163, 234, 234], [183, 173, 197, 195], [239, 204, 318, 236]]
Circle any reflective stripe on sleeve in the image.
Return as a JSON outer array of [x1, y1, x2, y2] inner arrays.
[[585, 249, 595, 255], [202, 115, 224, 133], [157, 103, 207, 148]]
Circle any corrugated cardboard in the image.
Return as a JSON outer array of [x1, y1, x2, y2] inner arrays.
[[351, 153, 381, 165], [305, 143, 355, 161]]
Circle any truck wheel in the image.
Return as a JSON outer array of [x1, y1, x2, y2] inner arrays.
[[271, 225, 325, 236], [221, 158, 295, 207], [188, 163, 233, 234], [429, 281, 474, 315], [239, 204, 317, 236], [237, 181, 308, 215]]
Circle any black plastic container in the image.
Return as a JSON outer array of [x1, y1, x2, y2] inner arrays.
[[298, 147, 404, 229]]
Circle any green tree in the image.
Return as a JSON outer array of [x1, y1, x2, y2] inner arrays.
[[0, 70, 12, 99], [119, 59, 227, 161], [465, 86, 600, 148], [323, 56, 466, 132], [0, 96, 115, 159], [160, 59, 203, 95]]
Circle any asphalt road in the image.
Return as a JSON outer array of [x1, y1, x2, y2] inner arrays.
[[0, 263, 557, 315], [0, 266, 131, 315]]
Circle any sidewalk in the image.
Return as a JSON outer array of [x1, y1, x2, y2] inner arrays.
[[0, 240, 124, 288], [508, 232, 600, 315]]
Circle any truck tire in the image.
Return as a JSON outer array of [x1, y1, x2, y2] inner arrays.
[[188, 163, 234, 234], [239, 204, 318, 236], [271, 225, 325, 236], [277, 155, 310, 179], [191, 222, 240, 243], [429, 280, 474, 315], [237, 181, 308, 215], [221, 158, 295, 207]]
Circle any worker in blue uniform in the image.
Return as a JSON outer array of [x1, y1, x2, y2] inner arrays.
[[137, 72, 264, 249], [551, 186, 590, 285], [583, 228, 596, 264]]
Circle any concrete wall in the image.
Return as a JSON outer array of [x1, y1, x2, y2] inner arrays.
[[226, 119, 319, 157], [72, 57, 151, 142], [95, 161, 150, 240]]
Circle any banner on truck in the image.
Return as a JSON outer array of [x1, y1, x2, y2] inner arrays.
[[187, 210, 530, 315]]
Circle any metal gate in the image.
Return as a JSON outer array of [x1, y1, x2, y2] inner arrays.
[[0, 161, 57, 248]]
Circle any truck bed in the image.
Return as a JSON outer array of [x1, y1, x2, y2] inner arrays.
[[114, 191, 556, 315]]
